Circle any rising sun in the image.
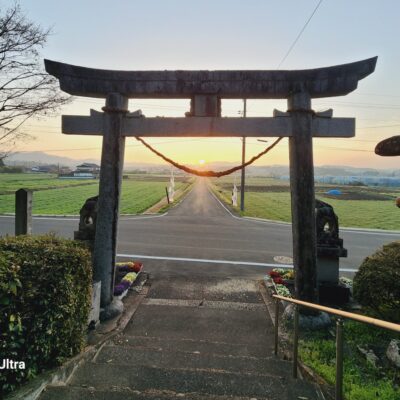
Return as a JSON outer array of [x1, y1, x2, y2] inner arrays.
[[199, 160, 205, 165]]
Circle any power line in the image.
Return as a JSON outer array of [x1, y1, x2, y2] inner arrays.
[[357, 124, 400, 129], [320, 146, 372, 153], [316, 100, 400, 110], [15, 138, 270, 154], [277, 0, 324, 69]]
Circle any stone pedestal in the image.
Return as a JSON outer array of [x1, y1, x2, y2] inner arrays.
[[317, 240, 349, 304], [317, 242, 347, 285], [88, 281, 101, 329]]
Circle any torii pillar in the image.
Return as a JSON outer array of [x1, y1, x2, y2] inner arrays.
[[45, 57, 377, 312], [288, 90, 317, 301], [92, 93, 128, 307]]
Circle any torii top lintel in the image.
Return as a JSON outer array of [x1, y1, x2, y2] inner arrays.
[[45, 57, 377, 99]]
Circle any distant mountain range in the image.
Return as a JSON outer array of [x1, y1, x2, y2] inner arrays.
[[4, 151, 400, 177], [5, 152, 169, 171]]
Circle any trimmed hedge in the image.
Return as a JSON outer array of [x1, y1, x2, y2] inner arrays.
[[0, 235, 92, 395], [353, 241, 400, 323]]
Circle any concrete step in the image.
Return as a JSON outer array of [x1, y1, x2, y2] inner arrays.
[[112, 334, 273, 358], [125, 304, 275, 346], [95, 344, 291, 376], [39, 385, 273, 400], [68, 363, 319, 399], [147, 278, 264, 304]]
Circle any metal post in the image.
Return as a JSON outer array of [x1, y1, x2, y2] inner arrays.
[[293, 305, 299, 378], [165, 187, 170, 204], [274, 298, 279, 355], [240, 99, 247, 212], [335, 318, 344, 400]]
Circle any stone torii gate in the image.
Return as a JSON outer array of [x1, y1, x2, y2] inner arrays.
[[45, 57, 377, 313]]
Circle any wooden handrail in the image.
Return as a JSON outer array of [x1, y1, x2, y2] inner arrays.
[[273, 294, 400, 333]]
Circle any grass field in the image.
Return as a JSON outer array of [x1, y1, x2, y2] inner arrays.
[[0, 173, 99, 194], [210, 176, 400, 230], [0, 173, 192, 215]]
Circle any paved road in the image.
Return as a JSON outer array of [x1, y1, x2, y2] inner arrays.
[[1, 178, 399, 275]]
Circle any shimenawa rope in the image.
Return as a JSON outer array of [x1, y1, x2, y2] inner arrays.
[[134, 136, 284, 178]]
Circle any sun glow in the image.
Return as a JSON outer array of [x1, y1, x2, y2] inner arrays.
[[199, 160, 205, 165]]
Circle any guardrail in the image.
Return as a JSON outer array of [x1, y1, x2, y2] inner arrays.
[[272, 294, 400, 400]]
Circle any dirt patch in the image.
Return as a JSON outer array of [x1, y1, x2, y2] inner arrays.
[[319, 192, 395, 201]]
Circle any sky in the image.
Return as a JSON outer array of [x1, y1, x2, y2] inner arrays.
[[4, 0, 400, 169]]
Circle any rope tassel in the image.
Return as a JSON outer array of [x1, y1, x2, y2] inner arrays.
[[134, 137, 284, 178]]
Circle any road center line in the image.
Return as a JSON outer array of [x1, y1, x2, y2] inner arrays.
[[116, 252, 358, 272]]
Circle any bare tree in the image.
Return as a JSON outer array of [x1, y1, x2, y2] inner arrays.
[[0, 2, 70, 162]]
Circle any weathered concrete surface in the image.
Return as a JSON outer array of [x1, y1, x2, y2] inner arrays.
[[95, 344, 291, 375], [62, 113, 355, 137], [146, 277, 263, 303], [68, 363, 317, 399], [112, 334, 271, 358], [45, 57, 377, 98], [123, 304, 274, 344], [288, 91, 317, 302], [92, 93, 127, 307], [38, 255, 319, 400]]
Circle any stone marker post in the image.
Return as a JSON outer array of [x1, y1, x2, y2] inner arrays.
[[92, 93, 128, 308], [288, 90, 318, 303], [15, 188, 32, 236]]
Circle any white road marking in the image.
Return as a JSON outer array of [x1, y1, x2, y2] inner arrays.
[[121, 213, 168, 220], [116, 252, 358, 272]]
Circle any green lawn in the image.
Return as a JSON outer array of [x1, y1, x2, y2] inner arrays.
[[210, 178, 400, 230], [0, 173, 190, 215], [298, 321, 400, 400]]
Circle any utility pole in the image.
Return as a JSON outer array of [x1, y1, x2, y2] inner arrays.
[[240, 99, 247, 211]]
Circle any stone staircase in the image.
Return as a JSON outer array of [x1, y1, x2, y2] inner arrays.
[[39, 277, 321, 400]]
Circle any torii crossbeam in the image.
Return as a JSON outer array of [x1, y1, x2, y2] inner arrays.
[[45, 57, 377, 313]]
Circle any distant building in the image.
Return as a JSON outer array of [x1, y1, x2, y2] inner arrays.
[[59, 163, 100, 179], [31, 165, 59, 173], [75, 163, 100, 174]]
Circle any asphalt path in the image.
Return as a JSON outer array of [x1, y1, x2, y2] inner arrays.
[[0, 178, 399, 276]]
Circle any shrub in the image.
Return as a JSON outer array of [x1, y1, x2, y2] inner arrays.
[[353, 241, 400, 323], [0, 166, 25, 173], [0, 235, 92, 395]]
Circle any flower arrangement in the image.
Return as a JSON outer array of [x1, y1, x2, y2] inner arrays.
[[113, 261, 143, 296], [275, 284, 291, 298], [116, 261, 143, 273], [339, 276, 353, 289], [268, 268, 294, 284], [267, 268, 294, 298]]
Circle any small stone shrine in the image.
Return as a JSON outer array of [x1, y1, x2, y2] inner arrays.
[[315, 199, 349, 303]]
